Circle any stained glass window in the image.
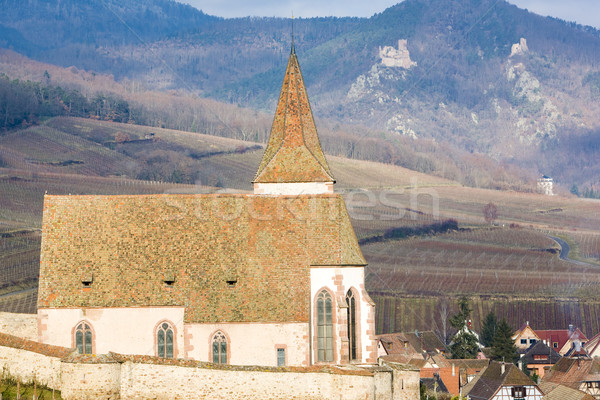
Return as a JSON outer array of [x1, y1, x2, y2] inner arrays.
[[157, 322, 174, 358], [346, 289, 357, 361], [212, 331, 228, 364], [75, 322, 93, 354]]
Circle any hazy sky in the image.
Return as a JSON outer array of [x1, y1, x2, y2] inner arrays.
[[178, 0, 600, 29]]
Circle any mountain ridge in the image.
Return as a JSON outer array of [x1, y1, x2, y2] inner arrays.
[[1, 0, 599, 191]]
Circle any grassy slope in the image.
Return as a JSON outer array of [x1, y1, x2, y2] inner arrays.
[[0, 117, 598, 337]]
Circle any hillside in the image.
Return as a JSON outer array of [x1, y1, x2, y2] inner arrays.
[[0, 117, 599, 337], [1, 0, 600, 192]]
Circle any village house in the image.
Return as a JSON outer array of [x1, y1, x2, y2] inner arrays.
[[513, 321, 540, 351], [543, 358, 600, 399], [519, 340, 561, 378], [36, 44, 378, 368], [537, 175, 554, 196], [430, 357, 489, 397], [513, 322, 588, 355], [376, 330, 489, 399], [463, 361, 543, 400]]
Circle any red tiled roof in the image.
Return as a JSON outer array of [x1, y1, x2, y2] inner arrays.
[[38, 194, 365, 323], [535, 329, 588, 351], [376, 333, 415, 355], [254, 48, 334, 184], [544, 358, 600, 389], [422, 367, 461, 396]]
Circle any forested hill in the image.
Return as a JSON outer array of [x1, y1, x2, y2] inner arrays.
[[1, 0, 600, 191], [0, 0, 361, 88]]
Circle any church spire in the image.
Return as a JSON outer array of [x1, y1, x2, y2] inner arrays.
[[291, 13, 295, 54], [253, 44, 335, 195]]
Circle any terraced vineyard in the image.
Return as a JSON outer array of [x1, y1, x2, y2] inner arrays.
[[0, 230, 40, 314], [372, 295, 600, 342], [0, 230, 40, 289], [364, 227, 600, 337], [364, 228, 600, 296]]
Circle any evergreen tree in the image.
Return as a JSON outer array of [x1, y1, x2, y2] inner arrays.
[[449, 296, 471, 330], [491, 318, 518, 363], [570, 183, 579, 196], [448, 296, 479, 359], [481, 311, 498, 348], [449, 330, 480, 359]]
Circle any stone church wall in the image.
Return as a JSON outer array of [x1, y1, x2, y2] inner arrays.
[[185, 322, 309, 366], [310, 266, 377, 364], [39, 306, 186, 356]]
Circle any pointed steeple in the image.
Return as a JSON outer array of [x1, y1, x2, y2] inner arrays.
[[253, 47, 335, 195]]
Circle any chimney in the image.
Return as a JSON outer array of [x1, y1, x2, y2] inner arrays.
[[569, 324, 574, 333], [452, 363, 456, 376], [526, 321, 529, 326], [501, 363, 505, 375]]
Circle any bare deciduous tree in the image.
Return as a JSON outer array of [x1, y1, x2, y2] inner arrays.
[[483, 202, 498, 224]]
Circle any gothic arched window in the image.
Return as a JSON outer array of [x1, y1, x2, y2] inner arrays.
[[317, 290, 334, 362], [157, 322, 174, 358], [212, 331, 228, 364], [346, 289, 357, 361], [75, 322, 93, 354]]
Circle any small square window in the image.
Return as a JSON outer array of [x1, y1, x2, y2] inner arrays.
[[277, 348, 286, 367], [521, 339, 527, 344], [81, 272, 93, 288], [163, 272, 175, 287], [530, 339, 536, 344], [226, 274, 238, 288], [511, 386, 526, 399], [553, 342, 558, 348]]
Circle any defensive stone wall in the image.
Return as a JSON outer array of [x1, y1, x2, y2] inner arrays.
[[0, 332, 72, 387], [0, 312, 37, 341], [0, 332, 419, 399]]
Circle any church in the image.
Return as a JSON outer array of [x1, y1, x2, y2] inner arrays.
[[37, 44, 377, 367]]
